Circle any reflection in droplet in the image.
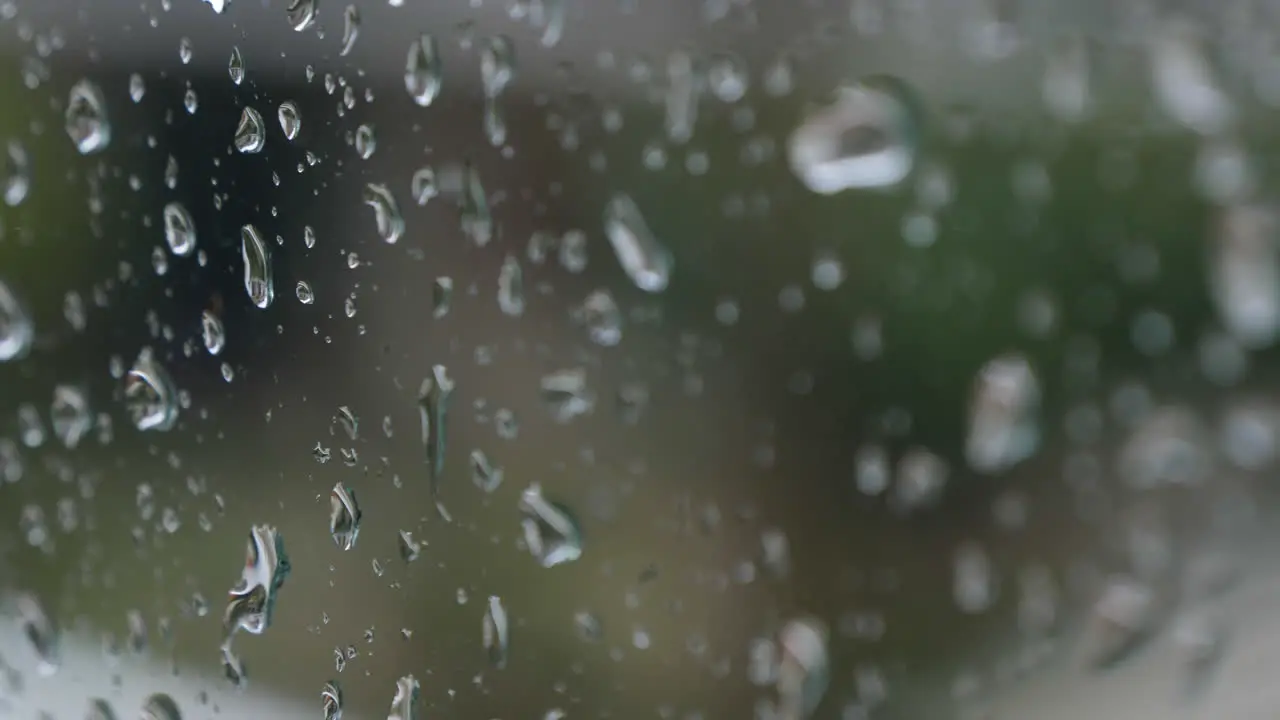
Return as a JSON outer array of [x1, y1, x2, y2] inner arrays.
[[201, 310, 225, 355], [363, 183, 405, 244], [405, 34, 443, 107], [241, 224, 274, 309], [162, 202, 196, 256], [278, 101, 301, 141], [339, 5, 361, 56], [124, 348, 179, 432], [519, 482, 583, 568], [787, 78, 918, 193], [224, 524, 291, 643], [296, 281, 315, 305], [234, 106, 266, 153], [65, 79, 111, 154], [286, 0, 318, 32], [329, 483, 362, 551], [603, 194, 673, 293], [0, 278, 34, 362], [482, 596, 509, 668], [228, 46, 245, 85]]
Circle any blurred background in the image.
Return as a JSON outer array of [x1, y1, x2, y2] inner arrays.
[[2, 0, 1280, 718]]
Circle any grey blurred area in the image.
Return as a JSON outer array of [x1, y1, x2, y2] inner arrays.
[[3, 0, 1280, 719]]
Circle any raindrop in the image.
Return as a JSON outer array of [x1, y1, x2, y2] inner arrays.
[[128, 73, 145, 103], [405, 34, 442, 107], [139, 694, 183, 720], [50, 385, 91, 449], [519, 482, 583, 568], [497, 255, 525, 316], [339, 5, 360, 56], [329, 483, 362, 551], [603, 193, 673, 292], [65, 79, 111, 154], [355, 123, 376, 159], [480, 36, 515, 98], [482, 596, 509, 668], [432, 276, 453, 318], [363, 183, 404, 244], [234, 107, 266, 153], [411, 166, 438, 205], [201, 310, 225, 355], [787, 78, 919, 193], [162, 202, 196, 256], [296, 281, 315, 305], [178, 37, 193, 64], [278, 101, 301, 140], [385, 676, 419, 720], [224, 524, 291, 638], [966, 353, 1041, 474], [228, 46, 245, 85], [0, 279, 34, 362], [124, 348, 178, 431], [304, 225, 317, 248], [459, 161, 492, 246], [418, 365, 455, 502], [86, 699, 118, 720], [470, 449, 503, 492], [1211, 204, 1280, 349], [322, 681, 343, 720], [777, 618, 829, 719], [286, 0, 318, 32], [18, 592, 59, 676], [241, 224, 274, 309], [184, 88, 199, 114], [541, 367, 595, 422], [575, 289, 623, 346], [3, 140, 30, 206]]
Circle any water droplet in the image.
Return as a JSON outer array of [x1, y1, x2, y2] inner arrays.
[[65, 79, 111, 154], [559, 230, 588, 273], [224, 524, 291, 639], [541, 367, 595, 422], [234, 106, 266, 153], [355, 123, 376, 159], [707, 53, 748, 103], [432, 277, 452, 318], [405, 34, 442, 107], [124, 348, 178, 431], [603, 193, 672, 292], [459, 162, 492, 246], [1043, 34, 1090, 122], [482, 596, 509, 668], [162, 202, 196, 256], [286, 0, 318, 32], [497, 255, 525, 316], [18, 592, 60, 676], [184, 88, 199, 114], [664, 50, 701, 144], [137, 695, 183, 720], [278, 101, 301, 141], [339, 5, 360, 56], [322, 681, 343, 720], [1149, 18, 1232, 135], [50, 385, 91, 449], [386, 676, 419, 720], [777, 618, 829, 719], [128, 73, 145, 103], [296, 281, 315, 305], [787, 78, 919, 193], [1211, 204, 1280, 348], [575, 289, 622, 346], [470, 449, 503, 492], [398, 529, 421, 562], [178, 37, 194, 64], [411, 166, 437, 205], [241, 224, 274, 309], [519, 483, 583, 567], [303, 225, 317, 248], [3, 140, 30, 206], [228, 46, 245, 85], [363, 183, 404, 244], [201, 310, 225, 355], [419, 365, 455, 501], [329, 483, 362, 551], [0, 279, 34, 362], [480, 36, 515, 98], [966, 353, 1041, 474]]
